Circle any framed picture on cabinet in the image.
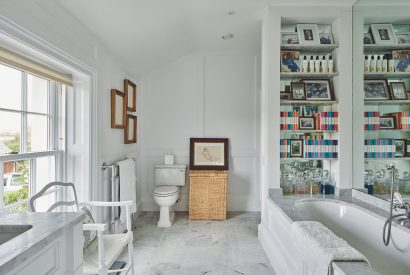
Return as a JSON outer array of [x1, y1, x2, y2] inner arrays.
[[280, 92, 291, 100], [299, 117, 315, 130], [303, 79, 333, 101], [390, 82, 407, 100], [124, 79, 137, 112], [363, 33, 374, 44], [291, 82, 306, 100], [124, 114, 137, 144], [281, 32, 299, 45], [189, 138, 229, 170], [370, 24, 397, 45], [111, 89, 126, 129], [319, 33, 334, 44], [379, 116, 396, 130], [281, 50, 300, 72], [395, 139, 406, 158], [296, 24, 320, 45], [290, 139, 303, 158], [396, 32, 410, 44], [393, 50, 410, 72], [363, 79, 390, 100]]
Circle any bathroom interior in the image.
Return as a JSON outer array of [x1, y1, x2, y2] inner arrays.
[[1, 0, 410, 274]]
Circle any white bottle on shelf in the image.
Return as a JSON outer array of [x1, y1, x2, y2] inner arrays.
[[302, 56, 308, 73], [382, 55, 388, 72], [321, 56, 328, 73], [370, 55, 376, 72], [364, 55, 370, 72], [388, 54, 395, 72], [309, 55, 315, 73], [315, 56, 321, 73], [328, 55, 334, 73], [376, 55, 383, 72]]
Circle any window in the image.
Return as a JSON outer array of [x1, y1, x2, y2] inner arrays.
[[0, 63, 66, 212]]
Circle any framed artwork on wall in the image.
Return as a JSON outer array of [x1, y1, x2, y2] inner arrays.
[[189, 138, 229, 170], [111, 89, 126, 128], [370, 24, 397, 45], [124, 114, 137, 144], [124, 79, 137, 112]]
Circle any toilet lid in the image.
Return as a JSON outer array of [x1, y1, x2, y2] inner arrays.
[[153, 186, 178, 196]]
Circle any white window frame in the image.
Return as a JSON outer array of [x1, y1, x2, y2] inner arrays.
[[0, 67, 65, 211]]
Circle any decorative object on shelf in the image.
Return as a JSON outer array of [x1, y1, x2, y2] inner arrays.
[[319, 33, 334, 45], [379, 116, 396, 130], [124, 79, 137, 112], [291, 82, 305, 99], [304, 105, 319, 116], [110, 89, 126, 129], [296, 24, 320, 45], [395, 139, 407, 157], [189, 138, 229, 170], [363, 79, 390, 100], [364, 112, 380, 130], [392, 50, 410, 72], [280, 92, 291, 100], [370, 24, 397, 45], [280, 111, 299, 130], [396, 32, 410, 44], [281, 32, 299, 45], [363, 33, 374, 45], [364, 139, 394, 158], [303, 79, 333, 100], [281, 50, 300, 72], [290, 139, 303, 158], [124, 114, 137, 144], [390, 82, 407, 100], [299, 116, 315, 130], [314, 112, 339, 130]]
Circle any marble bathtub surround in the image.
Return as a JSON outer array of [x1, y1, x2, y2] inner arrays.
[[121, 211, 275, 275], [0, 212, 83, 274], [291, 221, 368, 275]]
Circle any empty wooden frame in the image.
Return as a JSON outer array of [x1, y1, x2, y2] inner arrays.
[[124, 79, 137, 112], [124, 114, 137, 144], [111, 89, 126, 128]]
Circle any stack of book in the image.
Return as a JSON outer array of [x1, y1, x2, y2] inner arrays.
[[303, 139, 338, 158], [280, 139, 291, 158], [386, 111, 410, 129], [314, 112, 339, 131], [280, 112, 299, 130], [364, 112, 380, 130], [364, 139, 395, 158]]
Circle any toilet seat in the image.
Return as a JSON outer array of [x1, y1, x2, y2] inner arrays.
[[153, 186, 178, 197]]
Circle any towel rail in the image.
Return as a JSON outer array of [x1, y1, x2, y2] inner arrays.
[[101, 157, 135, 170]]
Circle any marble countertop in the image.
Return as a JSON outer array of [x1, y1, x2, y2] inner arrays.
[[0, 212, 83, 273]]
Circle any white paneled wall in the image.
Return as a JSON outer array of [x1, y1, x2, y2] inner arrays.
[[140, 52, 260, 211]]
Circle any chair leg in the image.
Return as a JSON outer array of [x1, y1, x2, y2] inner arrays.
[[128, 240, 134, 275]]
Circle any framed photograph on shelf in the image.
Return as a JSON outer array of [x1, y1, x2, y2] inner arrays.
[[395, 139, 406, 158], [379, 116, 396, 130], [363, 79, 390, 100], [396, 32, 410, 44], [290, 139, 303, 158], [292, 106, 303, 116], [299, 117, 315, 130], [303, 79, 333, 101], [393, 50, 410, 72], [291, 82, 306, 100], [296, 24, 320, 45], [124, 79, 137, 112], [304, 105, 319, 116], [189, 138, 229, 170], [280, 92, 291, 100], [281, 50, 300, 72], [124, 114, 137, 144], [363, 33, 374, 45], [370, 24, 397, 45], [281, 32, 299, 45], [319, 33, 334, 45], [111, 89, 126, 129], [390, 82, 407, 100]]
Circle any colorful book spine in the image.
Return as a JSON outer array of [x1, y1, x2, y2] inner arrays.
[[364, 112, 380, 130], [303, 139, 338, 158], [280, 112, 299, 130], [364, 139, 395, 158], [314, 112, 339, 131], [385, 111, 410, 130], [280, 139, 291, 158]]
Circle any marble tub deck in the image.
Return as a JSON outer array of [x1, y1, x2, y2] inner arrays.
[[122, 212, 275, 275]]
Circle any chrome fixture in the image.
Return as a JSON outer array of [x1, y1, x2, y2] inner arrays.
[[383, 164, 410, 246]]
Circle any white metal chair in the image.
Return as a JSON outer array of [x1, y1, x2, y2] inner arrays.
[[29, 181, 135, 275]]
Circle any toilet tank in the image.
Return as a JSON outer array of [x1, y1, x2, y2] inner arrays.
[[154, 165, 187, 186]]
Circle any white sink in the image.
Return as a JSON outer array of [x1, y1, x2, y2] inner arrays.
[[0, 225, 32, 245]]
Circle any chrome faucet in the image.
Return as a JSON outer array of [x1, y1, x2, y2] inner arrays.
[[393, 192, 410, 226]]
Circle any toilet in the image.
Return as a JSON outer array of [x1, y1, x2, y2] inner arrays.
[[153, 165, 187, 227]]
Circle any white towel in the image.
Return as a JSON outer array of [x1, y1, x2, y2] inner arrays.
[[117, 158, 137, 224], [291, 221, 369, 275]]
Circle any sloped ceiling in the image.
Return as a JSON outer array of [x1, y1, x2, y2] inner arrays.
[[57, 0, 271, 75]]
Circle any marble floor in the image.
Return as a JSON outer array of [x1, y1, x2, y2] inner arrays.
[[125, 211, 275, 275]]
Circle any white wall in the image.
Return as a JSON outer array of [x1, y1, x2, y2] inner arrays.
[[0, 1, 141, 217], [140, 51, 260, 211]]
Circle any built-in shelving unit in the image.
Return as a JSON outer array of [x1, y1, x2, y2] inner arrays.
[[280, 72, 339, 79], [364, 100, 410, 105], [281, 100, 338, 105], [281, 44, 339, 52], [364, 72, 410, 79]]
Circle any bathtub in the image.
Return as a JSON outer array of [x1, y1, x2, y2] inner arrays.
[[295, 199, 410, 275]]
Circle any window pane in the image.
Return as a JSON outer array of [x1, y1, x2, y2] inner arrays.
[[27, 114, 48, 152], [0, 64, 22, 110], [34, 156, 56, 212], [0, 111, 21, 154], [3, 159, 29, 212], [27, 74, 48, 114]]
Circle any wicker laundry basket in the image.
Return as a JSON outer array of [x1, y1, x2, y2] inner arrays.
[[189, 170, 228, 220]]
